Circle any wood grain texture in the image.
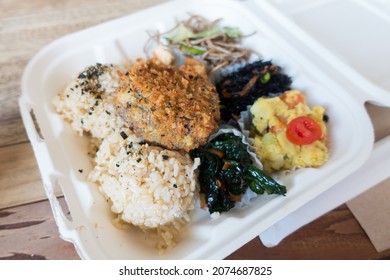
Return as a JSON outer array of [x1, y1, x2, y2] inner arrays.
[[228, 205, 390, 260], [0, 198, 80, 260], [0, 143, 47, 209], [2, 200, 390, 260]]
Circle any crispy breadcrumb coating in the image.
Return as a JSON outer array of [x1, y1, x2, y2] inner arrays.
[[115, 59, 220, 151]]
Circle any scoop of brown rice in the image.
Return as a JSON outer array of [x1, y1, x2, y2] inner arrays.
[[88, 130, 200, 228], [53, 63, 130, 139]]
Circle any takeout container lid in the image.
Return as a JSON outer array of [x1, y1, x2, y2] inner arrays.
[[18, 0, 390, 259], [263, 0, 390, 107]]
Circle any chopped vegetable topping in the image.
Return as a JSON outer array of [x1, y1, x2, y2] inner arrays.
[[120, 131, 128, 140], [162, 155, 169, 160], [75, 63, 109, 97]]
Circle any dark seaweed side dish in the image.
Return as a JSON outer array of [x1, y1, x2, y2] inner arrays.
[[216, 59, 292, 121]]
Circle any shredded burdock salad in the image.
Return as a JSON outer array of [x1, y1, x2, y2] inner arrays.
[[145, 14, 255, 74]]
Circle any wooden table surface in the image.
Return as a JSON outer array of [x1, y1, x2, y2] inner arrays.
[[1, 0, 390, 260]]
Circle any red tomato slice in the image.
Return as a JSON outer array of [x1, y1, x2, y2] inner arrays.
[[286, 116, 322, 145]]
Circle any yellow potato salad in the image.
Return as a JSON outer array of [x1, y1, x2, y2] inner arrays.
[[250, 90, 328, 173]]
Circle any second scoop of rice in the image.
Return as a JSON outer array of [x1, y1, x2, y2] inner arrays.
[[88, 130, 200, 228]]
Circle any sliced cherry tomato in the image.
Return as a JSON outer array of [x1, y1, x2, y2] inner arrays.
[[286, 116, 322, 145]]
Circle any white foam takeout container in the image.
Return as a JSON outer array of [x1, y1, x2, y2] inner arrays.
[[19, 0, 390, 259], [258, 0, 390, 247]]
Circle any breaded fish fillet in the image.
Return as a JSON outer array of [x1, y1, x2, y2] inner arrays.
[[115, 59, 220, 151]]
